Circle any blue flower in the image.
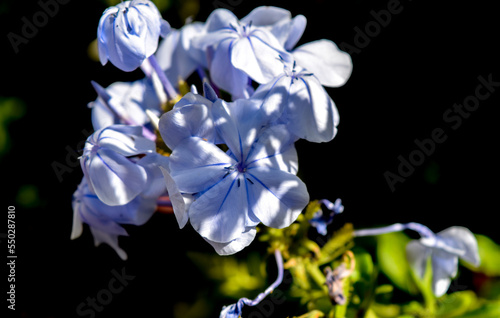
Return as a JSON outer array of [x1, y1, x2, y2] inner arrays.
[[71, 176, 160, 260], [251, 48, 350, 142], [158, 82, 221, 150], [97, 0, 170, 72], [155, 22, 208, 86], [89, 80, 162, 140], [406, 226, 480, 296], [80, 125, 159, 206], [162, 98, 309, 254], [219, 300, 244, 318], [239, 6, 307, 51], [309, 199, 344, 235], [291, 39, 353, 88], [191, 8, 292, 98]]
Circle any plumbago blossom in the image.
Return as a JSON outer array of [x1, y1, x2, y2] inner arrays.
[[191, 7, 294, 98], [354, 223, 480, 297], [309, 198, 344, 235], [406, 226, 480, 297], [73, 124, 168, 259], [159, 85, 309, 254]]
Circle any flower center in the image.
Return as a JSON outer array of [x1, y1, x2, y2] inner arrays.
[[229, 21, 253, 38], [280, 58, 314, 83], [236, 161, 247, 173]]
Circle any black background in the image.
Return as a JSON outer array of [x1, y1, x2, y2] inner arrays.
[[1, 0, 499, 317]]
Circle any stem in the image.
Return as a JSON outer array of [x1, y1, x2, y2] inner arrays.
[[147, 55, 178, 100], [241, 249, 284, 307], [353, 222, 435, 239]]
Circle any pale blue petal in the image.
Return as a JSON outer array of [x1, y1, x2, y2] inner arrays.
[[432, 274, 452, 297], [232, 29, 289, 84], [212, 99, 269, 161], [160, 19, 171, 37], [191, 31, 236, 50], [97, 6, 119, 66], [251, 75, 291, 120], [241, 6, 291, 27], [156, 25, 202, 84], [156, 28, 180, 69], [431, 255, 458, 297], [160, 167, 189, 229], [79, 203, 129, 237], [432, 253, 458, 279], [285, 75, 337, 142], [96, 126, 156, 156], [189, 173, 248, 243], [228, 99, 269, 158], [126, 1, 163, 57], [90, 80, 160, 130], [71, 198, 84, 240], [90, 227, 128, 260], [246, 125, 298, 174], [293, 40, 353, 87], [85, 192, 155, 226], [203, 81, 219, 103], [73, 181, 130, 235], [172, 91, 212, 109], [245, 167, 309, 229], [205, 8, 239, 32], [169, 137, 235, 193], [284, 15, 307, 50], [205, 227, 257, 255], [211, 99, 242, 160], [406, 240, 430, 279], [136, 153, 169, 198], [89, 98, 116, 131], [180, 22, 209, 68], [438, 226, 480, 266], [209, 39, 250, 98], [159, 102, 215, 150], [88, 147, 147, 206]]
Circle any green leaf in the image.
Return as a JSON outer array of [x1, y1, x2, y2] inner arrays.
[[351, 247, 378, 314], [186, 251, 265, 299], [436, 290, 478, 318], [317, 224, 354, 266], [370, 302, 401, 317], [295, 309, 325, 318], [458, 301, 500, 318], [462, 234, 500, 277], [376, 232, 419, 295], [351, 247, 374, 283]]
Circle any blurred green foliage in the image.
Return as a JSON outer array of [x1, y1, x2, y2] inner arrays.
[[196, 199, 500, 318], [0, 96, 25, 158]]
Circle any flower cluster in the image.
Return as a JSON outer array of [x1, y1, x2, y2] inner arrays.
[[71, 1, 353, 259], [69, 2, 487, 316]]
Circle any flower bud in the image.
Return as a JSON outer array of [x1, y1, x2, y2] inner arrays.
[[97, 0, 170, 71]]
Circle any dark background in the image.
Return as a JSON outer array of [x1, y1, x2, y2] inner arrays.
[[1, 0, 499, 317]]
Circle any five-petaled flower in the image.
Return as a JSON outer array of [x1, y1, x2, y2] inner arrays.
[[309, 198, 344, 235], [80, 125, 163, 206], [192, 8, 294, 98], [406, 226, 480, 297], [160, 97, 309, 255]]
